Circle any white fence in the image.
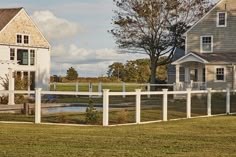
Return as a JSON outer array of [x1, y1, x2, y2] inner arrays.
[[0, 87, 234, 126]]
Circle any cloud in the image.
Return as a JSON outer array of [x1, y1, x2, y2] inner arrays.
[[31, 10, 82, 41], [51, 44, 147, 77]]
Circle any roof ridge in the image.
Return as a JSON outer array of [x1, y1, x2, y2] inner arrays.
[[0, 7, 23, 10]]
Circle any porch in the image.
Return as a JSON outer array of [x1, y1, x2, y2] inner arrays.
[[172, 52, 209, 91]]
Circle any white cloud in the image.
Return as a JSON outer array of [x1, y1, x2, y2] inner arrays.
[[30, 10, 147, 77], [51, 44, 147, 77], [31, 10, 82, 41]]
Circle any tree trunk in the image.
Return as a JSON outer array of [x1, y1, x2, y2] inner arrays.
[[150, 59, 157, 91]]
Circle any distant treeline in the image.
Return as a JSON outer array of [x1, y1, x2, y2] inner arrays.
[[51, 58, 167, 83], [50, 76, 122, 83], [107, 58, 167, 83]]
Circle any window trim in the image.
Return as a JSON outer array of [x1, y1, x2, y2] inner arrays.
[[215, 66, 226, 82], [30, 49, 35, 65], [200, 35, 213, 53], [10, 48, 15, 61], [217, 12, 227, 27], [16, 33, 30, 45]]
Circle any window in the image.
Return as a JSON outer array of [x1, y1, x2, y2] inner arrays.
[[201, 36, 213, 53], [24, 35, 29, 44], [16, 34, 30, 44], [10, 48, 15, 61], [216, 68, 225, 81], [217, 12, 227, 27], [17, 34, 22, 43], [30, 50, 35, 65], [203, 68, 206, 82], [17, 49, 28, 65]]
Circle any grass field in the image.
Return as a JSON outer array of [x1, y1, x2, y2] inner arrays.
[[50, 83, 147, 92], [0, 115, 235, 157], [1, 93, 235, 125]]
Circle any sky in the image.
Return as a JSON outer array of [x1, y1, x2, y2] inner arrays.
[[1, 0, 218, 77], [0, 0, 147, 77]]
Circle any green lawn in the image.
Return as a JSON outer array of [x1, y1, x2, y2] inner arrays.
[[1, 94, 235, 125], [50, 83, 146, 92], [0, 115, 235, 157]]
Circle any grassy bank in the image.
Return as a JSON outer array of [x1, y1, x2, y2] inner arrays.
[[0, 115, 235, 157]]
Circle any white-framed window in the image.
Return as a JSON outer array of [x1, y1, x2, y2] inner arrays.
[[16, 34, 30, 44], [24, 35, 29, 44], [10, 48, 15, 61], [17, 34, 22, 43], [30, 50, 35, 65], [215, 67, 225, 82], [201, 36, 213, 53], [217, 12, 227, 27]]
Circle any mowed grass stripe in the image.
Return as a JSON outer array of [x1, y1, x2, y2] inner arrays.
[[0, 115, 236, 157]]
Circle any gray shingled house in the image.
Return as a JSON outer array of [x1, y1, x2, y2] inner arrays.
[[171, 0, 236, 90]]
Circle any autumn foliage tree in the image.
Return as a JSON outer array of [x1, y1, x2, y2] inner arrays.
[[110, 0, 213, 87]]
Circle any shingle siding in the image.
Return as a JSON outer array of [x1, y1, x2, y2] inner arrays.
[[0, 9, 49, 49]]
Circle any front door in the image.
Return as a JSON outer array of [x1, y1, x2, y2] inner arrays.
[[190, 69, 198, 82]]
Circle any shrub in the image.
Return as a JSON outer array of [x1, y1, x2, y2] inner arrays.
[[57, 113, 68, 123], [85, 99, 99, 124], [117, 109, 128, 124]]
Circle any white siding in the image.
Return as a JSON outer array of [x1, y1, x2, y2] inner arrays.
[[35, 48, 50, 90]]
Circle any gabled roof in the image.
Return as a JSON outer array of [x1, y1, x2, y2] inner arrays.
[[191, 52, 236, 63], [0, 8, 22, 31], [172, 51, 236, 65], [183, 0, 223, 36], [172, 52, 209, 65]]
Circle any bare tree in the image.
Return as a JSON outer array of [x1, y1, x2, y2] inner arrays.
[[110, 0, 213, 87]]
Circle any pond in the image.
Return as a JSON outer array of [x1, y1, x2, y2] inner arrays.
[[42, 106, 102, 114]]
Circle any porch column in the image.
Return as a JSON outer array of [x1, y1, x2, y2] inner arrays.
[[233, 65, 236, 90], [185, 67, 189, 82], [28, 71, 30, 95], [21, 71, 24, 80], [176, 64, 180, 84], [176, 64, 180, 90]]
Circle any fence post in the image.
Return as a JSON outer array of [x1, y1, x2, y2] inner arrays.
[[122, 82, 126, 98], [207, 88, 212, 116], [76, 81, 79, 92], [186, 88, 192, 118], [53, 82, 56, 91], [162, 89, 168, 121], [147, 83, 151, 98], [35, 88, 42, 124], [135, 89, 141, 124], [226, 88, 230, 115], [103, 89, 109, 126]]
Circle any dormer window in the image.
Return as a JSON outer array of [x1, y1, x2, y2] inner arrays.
[[217, 12, 227, 27]]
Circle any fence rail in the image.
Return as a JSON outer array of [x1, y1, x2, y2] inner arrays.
[[0, 87, 235, 126]]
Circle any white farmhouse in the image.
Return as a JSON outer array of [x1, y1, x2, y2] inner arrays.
[[0, 7, 50, 91]]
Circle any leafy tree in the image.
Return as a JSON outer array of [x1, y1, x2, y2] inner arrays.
[[107, 58, 168, 83], [123, 60, 139, 82], [110, 0, 213, 88], [107, 62, 125, 80], [66, 67, 78, 80]]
